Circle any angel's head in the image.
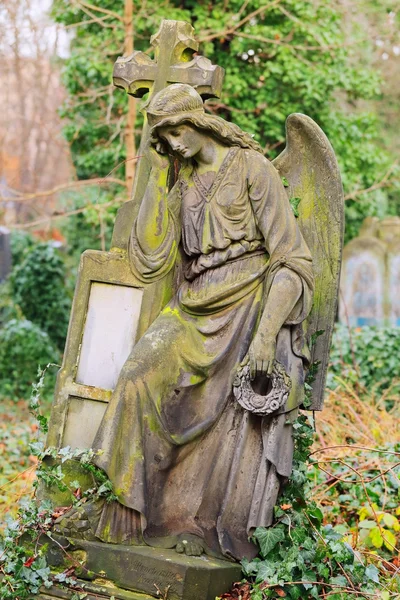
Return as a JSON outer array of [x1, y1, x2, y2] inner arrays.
[[147, 83, 262, 159]]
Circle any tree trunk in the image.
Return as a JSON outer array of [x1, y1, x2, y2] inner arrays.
[[124, 0, 136, 196]]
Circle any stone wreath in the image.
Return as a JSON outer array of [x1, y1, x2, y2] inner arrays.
[[233, 361, 292, 416]]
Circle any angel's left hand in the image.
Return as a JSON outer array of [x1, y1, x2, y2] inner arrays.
[[244, 333, 277, 380]]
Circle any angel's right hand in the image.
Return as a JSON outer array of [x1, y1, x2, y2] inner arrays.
[[148, 144, 170, 171]]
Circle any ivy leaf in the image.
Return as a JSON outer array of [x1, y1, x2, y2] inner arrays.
[[256, 561, 277, 583], [253, 527, 285, 558], [287, 586, 302, 599], [307, 506, 323, 528], [365, 564, 380, 584], [289, 197, 301, 217], [241, 557, 259, 576], [330, 574, 348, 587], [282, 176, 289, 187], [310, 330, 324, 346]]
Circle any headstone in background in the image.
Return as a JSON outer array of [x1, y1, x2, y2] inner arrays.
[[340, 216, 400, 326], [380, 217, 400, 326], [0, 226, 12, 282], [340, 217, 386, 326]]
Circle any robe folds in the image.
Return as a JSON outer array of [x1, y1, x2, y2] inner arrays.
[[91, 147, 314, 560]]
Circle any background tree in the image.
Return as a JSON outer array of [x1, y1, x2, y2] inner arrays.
[[0, 0, 73, 226], [52, 0, 399, 243]]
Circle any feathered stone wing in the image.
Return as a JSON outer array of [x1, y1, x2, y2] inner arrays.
[[273, 113, 344, 411]]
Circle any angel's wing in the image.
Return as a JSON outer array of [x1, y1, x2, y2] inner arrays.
[[273, 113, 344, 411]]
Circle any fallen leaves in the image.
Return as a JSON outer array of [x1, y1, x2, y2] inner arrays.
[[0, 398, 40, 531], [220, 582, 251, 600]]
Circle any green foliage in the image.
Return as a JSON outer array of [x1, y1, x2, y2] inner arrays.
[[0, 399, 36, 528], [58, 187, 120, 261], [9, 231, 37, 267], [52, 0, 397, 242], [328, 324, 400, 395], [0, 319, 59, 400], [289, 197, 301, 218], [242, 416, 398, 599], [0, 280, 20, 328], [0, 367, 117, 600], [308, 443, 400, 585], [10, 243, 72, 350]]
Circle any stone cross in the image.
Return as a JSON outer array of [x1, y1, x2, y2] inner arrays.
[[0, 226, 11, 282], [111, 20, 224, 250]]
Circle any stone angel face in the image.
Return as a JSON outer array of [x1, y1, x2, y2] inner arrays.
[[156, 124, 210, 161], [147, 83, 263, 160]]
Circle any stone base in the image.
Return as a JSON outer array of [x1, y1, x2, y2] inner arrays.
[[44, 536, 242, 600], [39, 579, 154, 600]]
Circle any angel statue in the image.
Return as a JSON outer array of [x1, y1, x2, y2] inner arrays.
[[54, 83, 343, 562]]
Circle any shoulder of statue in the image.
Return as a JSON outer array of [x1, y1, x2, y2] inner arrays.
[[242, 148, 275, 182]]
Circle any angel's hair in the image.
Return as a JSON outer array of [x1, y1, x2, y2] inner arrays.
[[147, 84, 263, 154]]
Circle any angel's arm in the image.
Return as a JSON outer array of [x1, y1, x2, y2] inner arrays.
[[129, 149, 181, 283], [136, 148, 172, 253], [248, 268, 302, 377], [246, 151, 313, 377]]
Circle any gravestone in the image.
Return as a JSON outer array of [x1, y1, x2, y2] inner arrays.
[[340, 216, 400, 326], [42, 18, 343, 600], [380, 217, 400, 326], [0, 226, 12, 282], [340, 217, 386, 326]]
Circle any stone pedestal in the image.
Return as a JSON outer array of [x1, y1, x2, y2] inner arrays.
[[42, 536, 241, 600], [39, 580, 153, 600]]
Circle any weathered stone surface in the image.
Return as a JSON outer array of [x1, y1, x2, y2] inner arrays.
[[46, 250, 144, 451], [37, 458, 95, 508], [75, 281, 143, 390], [39, 578, 154, 600], [42, 537, 241, 600], [273, 113, 344, 411]]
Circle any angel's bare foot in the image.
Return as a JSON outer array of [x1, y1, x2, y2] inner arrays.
[[175, 534, 204, 557]]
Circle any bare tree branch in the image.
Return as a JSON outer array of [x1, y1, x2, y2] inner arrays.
[[73, 0, 124, 23], [231, 30, 353, 52], [199, 0, 284, 43], [10, 198, 124, 230], [344, 161, 399, 201], [1, 177, 127, 203]]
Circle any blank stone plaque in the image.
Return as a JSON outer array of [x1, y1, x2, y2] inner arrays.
[[63, 397, 107, 449], [76, 282, 143, 390]]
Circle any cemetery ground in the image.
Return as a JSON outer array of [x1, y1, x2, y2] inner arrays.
[[1, 370, 400, 599]]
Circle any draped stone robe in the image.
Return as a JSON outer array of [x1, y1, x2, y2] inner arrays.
[[91, 147, 314, 560]]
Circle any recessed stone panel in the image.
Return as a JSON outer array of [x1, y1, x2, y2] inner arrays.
[[76, 282, 143, 390], [63, 397, 107, 450]]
